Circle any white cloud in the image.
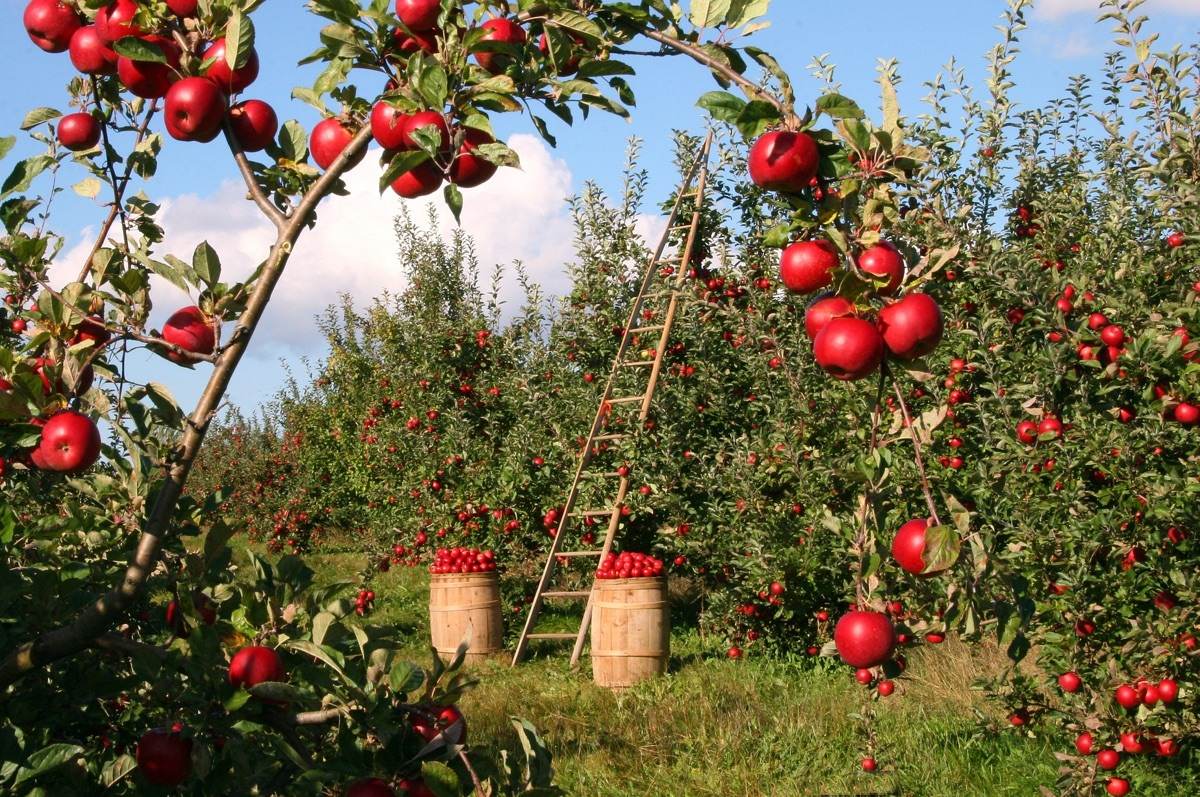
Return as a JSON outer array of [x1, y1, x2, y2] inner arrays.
[[56, 134, 581, 352], [1034, 0, 1200, 20], [1031, 28, 1097, 58]]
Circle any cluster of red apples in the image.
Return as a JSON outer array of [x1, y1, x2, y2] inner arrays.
[[596, 551, 665, 579], [748, 129, 944, 380], [429, 546, 497, 574]]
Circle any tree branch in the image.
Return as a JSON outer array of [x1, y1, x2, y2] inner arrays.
[[223, 120, 287, 231], [0, 125, 374, 689], [890, 373, 943, 527]]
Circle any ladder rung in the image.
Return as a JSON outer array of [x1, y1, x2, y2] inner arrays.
[[630, 325, 665, 333], [541, 591, 591, 599], [592, 434, 626, 442], [557, 550, 604, 557], [607, 395, 645, 405], [528, 633, 578, 641], [572, 508, 616, 517], [619, 360, 655, 368], [641, 291, 675, 300]]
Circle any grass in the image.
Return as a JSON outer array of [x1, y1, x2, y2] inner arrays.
[[256, 547, 1191, 796]]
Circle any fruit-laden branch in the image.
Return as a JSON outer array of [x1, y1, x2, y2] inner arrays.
[[0, 125, 376, 690], [77, 97, 160, 284]]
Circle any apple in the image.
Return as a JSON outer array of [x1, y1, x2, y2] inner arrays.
[[117, 36, 181, 99], [1115, 684, 1140, 710], [1008, 708, 1029, 726], [474, 18, 527, 74], [833, 610, 896, 668], [1120, 731, 1145, 755], [164, 77, 227, 142], [347, 779, 396, 797], [1016, 420, 1037, 444], [396, 0, 441, 31], [1037, 416, 1063, 439], [136, 728, 192, 787], [804, 294, 854, 340], [229, 99, 278, 152], [1173, 402, 1199, 425], [1105, 778, 1130, 797], [891, 518, 942, 575], [861, 757, 877, 773], [813, 316, 884, 381], [1167, 231, 1185, 248], [370, 102, 411, 150], [228, 645, 286, 689], [167, 0, 198, 16], [57, 112, 101, 151], [203, 39, 260, 94], [162, 305, 216, 361], [448, 129, 498, 187], [1097, 748, 1120, 770], [1057, 671, 1082, 693], [1117, 407, 1135, 424], [31, 411, 101, 473], [1088, 312, 1109, 331], [95, 0, 141, 43], [854, 667, 874, 685], [1100, 324, 1125, 347], [393, 27, 438, 55], [877, 679, 895, 696], [69, 25, 117, 74], [779, 239, 838, 294], [24, 0, 80, 53], [311, 117, 365, 171], [400, 110, 450, 153], [1075, 732, 1095, 755], [1155, 738, 1179, 757], [538, 32, 583, 75], [72, 315, 111, 347], [390, 161, 443, 198], [856, 242, 904, 295], [1157, 677, 1178, 703], [748, 130, 819, 193], [410, 704, 466, 744], [878, 293, 943, 360]]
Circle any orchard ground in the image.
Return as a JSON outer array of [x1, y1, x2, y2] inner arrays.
[[226, 535, 1187, 797]]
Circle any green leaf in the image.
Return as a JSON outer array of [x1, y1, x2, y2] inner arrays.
[[378, 150, 430, 194], [21, 108, 61, 131], [389, 660, 425, 695], [473, 142, 520, 168], [312, 611, 336, 646], [100, 753, 136, 787], [277, 120, 309, 162], [690, 0, 732, 28], [443, 183, 463, 225], [192, 241, 221, 286], [547, 10, 603, 43], [816, 93, 865, 120], [225, 10, 256, 70], [421, 762, 460, 797], [14, 743, 84, 785], [73, 178, 102, 198], [248, 681, 301, 703], [0, 135, 15, 161], [696, 91, 746, 123], [920, 525, 961, 574], [727, 0, 770, 27], [2, 155, 54, 197], [112, 37, 167, 63], [760, 222, 791, 249]]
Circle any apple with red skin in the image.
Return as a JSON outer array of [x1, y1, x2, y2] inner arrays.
[[203, 39, 260, 94], [861, 757, 877, 773], [779, 239, 838, 294], [165, 77, 228, 143], [448, 129, 498, 187], [474, 18, 527, 74], [1167, 231, 1185, 248], [1155, 738, 1179, 757], [539, 32, 583, 74], [1075, 732, 1095, 755], [167, 0, 198, 16], [1057, 671, 1082, 693], [24, 0, 81, 53], [57, 113, 101, 151], [727, 645, 742, 659], [748, 130, 819, 193], [1157, 677, 1178, 703], [813, 316, 884, 381], [1114, 684, 1140, 710], [1173, 402, 1199, 425], [69, 25, 117, 74], [117, 36, 180, 99], [833, 610, 896, 668], [347, 778, 396, 797], [1088, 312, 1109, 331], [96, 0, 141, 44], [1097, 748, 1120, 770], [856, 242, 905, 295], [409, 704, 466, 744], [72, 316, 111, 347], [878, 293, 943, 360], [31, 410, 102, 473], [229, 99, 278, 152], [390, 161, 443, 198], [393, 27, 438, 55], [136, 728, 192, 787], [228, 645, 286, 689], [398, 779, 437, 797], [1016, 420, 1038, 444], [371, 102, 411, 150], [162, 306, 216, 362], [804, 294, 854, 340], [1037, 416, 1063, 439], [401, 110, 450, 153], [396, 0, 441, 31], [311, 117, 365, 171], [1100, 324, 1125, 347], [1105, 778, 1130, 797], [166, 592, 216, 637], [890, 518, 951, 576]]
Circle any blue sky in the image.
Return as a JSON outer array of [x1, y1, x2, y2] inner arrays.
[[4, 0, 1199, 414]]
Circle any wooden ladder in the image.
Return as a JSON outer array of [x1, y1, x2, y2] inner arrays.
[[512, 132, 714, 667]]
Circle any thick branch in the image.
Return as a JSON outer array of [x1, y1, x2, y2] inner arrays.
[[91, 633, 168, 660], [0, 125, 374, 689]]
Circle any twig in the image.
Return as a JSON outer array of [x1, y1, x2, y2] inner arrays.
[[890, 371, 942, 526], [223, 120, 287, 230]]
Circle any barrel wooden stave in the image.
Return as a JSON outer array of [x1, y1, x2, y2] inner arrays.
[[590, 576, 669, 688], [428, 572, 503, 664]]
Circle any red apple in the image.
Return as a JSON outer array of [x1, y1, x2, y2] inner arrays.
[[398, 779, 436, 797], [390, 161, 443, 198], [164, 77, 227, 142], [393, 27, 438, 55], [401, 110, 450, 153], [69, 25, 117, 74], [1173, 402, 1199, 425], [891, 518, 950, 576], [1105, 778, 1130, 797], [347, 779, 395, 797], [396, 0, 441, 31], [202, 39, 260, 94], [1100, 325, 1125, 347], [57, 112, 101, 151], [24, 0, 80, 53], [1097, 748, 1120, 770], [857, 242, 905, 295], [538, 32, 583, 75], [804, 294, 854, 340], [833, 610, 896, 668], [228, 645, 285, 689], [1088, 312, 1109, 331], [449, 129, 498, 187], [1167, 231, 1185, 248], [1157, 678, 1178, 703], [1120, 731, 1145, 755], [1115, 684, 1140, 710], [748, 130, 819, 193], [229, 99, 278, 152], [1037, 416, 1063, 439], [310, 117, 364, 171], [1016, 420, 1038, 444], [779, 239, 838, 294], [167, 0, 198, 16], [116, 36, 180, 99], [96, 0, 141, 43], [1058, 671, 1082, 693], [162, 305, 216, 361], [1075, 732, 1095, 755], [32, 410, 101, 473], [813, 316, 884, 381], [136, 728, 192, 787], [370, 102, 411, 150], [878, 293, 943, 360], [474, 18, 527, 74]]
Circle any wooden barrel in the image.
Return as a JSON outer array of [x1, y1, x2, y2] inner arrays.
[[590, 577, 669, 688], [428, 572, 503, 664]]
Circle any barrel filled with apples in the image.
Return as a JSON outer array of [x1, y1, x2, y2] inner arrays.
[[428, 548, 503, 664], [590, 552, 670, 688]]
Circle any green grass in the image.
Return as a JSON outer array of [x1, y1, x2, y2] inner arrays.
[[261, 548, 1191, 796]]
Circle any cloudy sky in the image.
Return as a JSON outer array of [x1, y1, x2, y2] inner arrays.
[[5, 0, 1199, 411]]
